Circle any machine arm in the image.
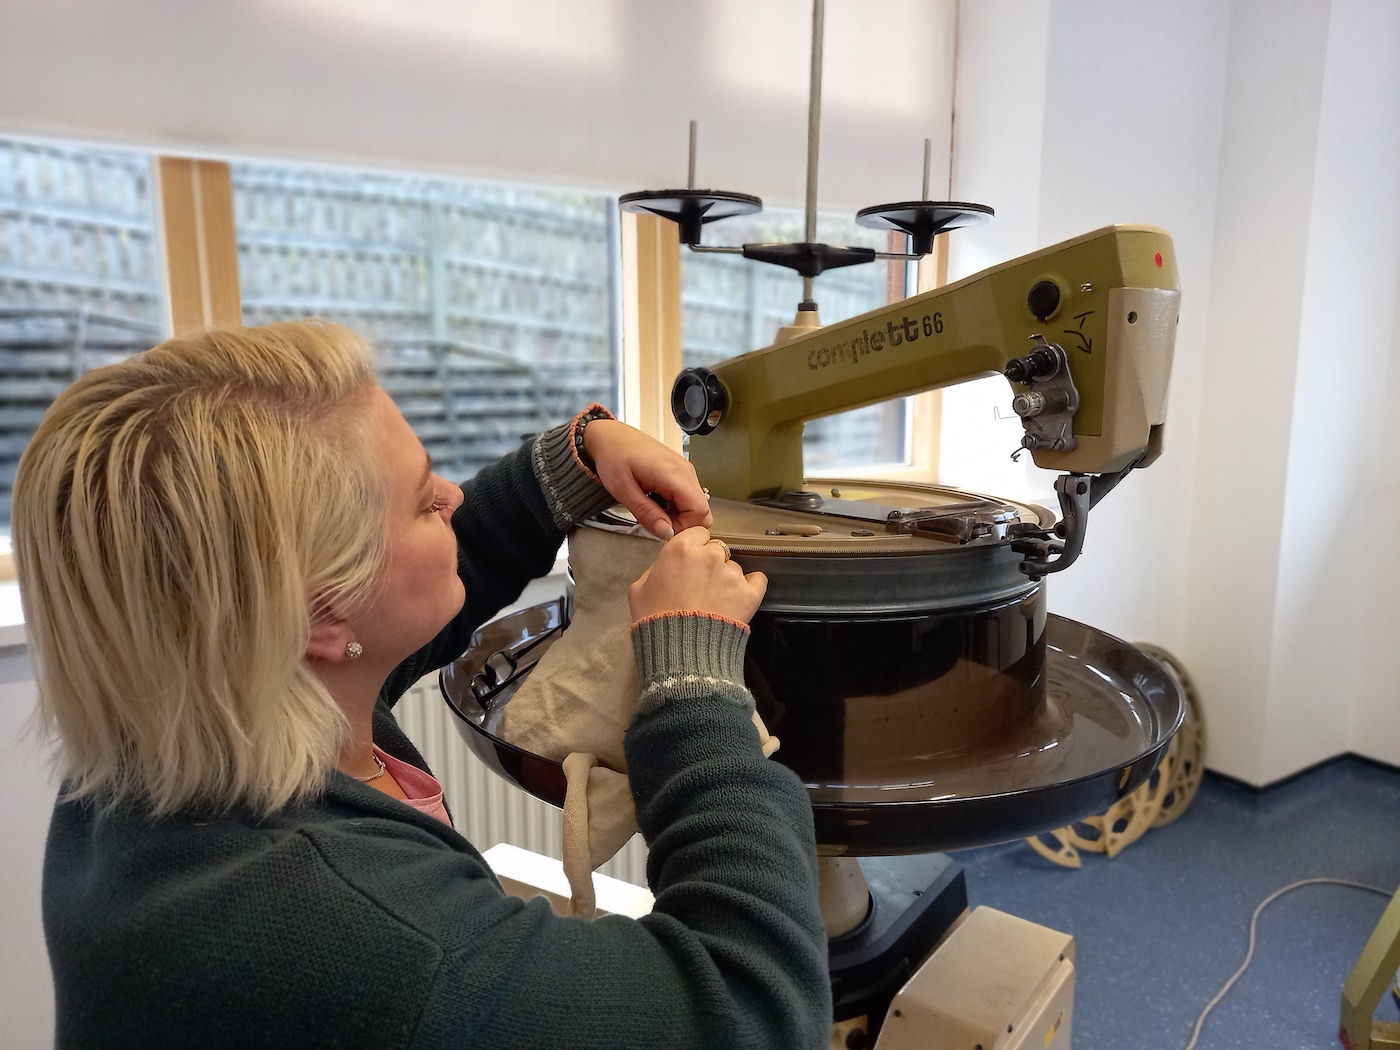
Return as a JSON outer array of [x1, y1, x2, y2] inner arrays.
[[675, 225, 1180, 504]]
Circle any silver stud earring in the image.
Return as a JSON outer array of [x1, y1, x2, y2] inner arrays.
[[345, 641, 363, 660]]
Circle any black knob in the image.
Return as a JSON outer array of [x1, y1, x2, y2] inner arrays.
[[671, 368, 727, 435], [1027, 279, 1061, 321], [1003, 347, 1060, 384]]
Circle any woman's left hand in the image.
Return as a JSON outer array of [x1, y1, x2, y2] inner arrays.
[[583, 419, 713, 539]]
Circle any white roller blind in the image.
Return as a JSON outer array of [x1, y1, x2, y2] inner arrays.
[[0, 0, 956, 212]]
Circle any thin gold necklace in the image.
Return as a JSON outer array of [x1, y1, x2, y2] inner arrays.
[[353, 753, 387, 783]]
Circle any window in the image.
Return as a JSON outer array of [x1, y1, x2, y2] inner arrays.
[[232, 162, 620, 482], [681, 209, 910, 473], [0, 137, 917, 538], [0, 136, 164, 531]]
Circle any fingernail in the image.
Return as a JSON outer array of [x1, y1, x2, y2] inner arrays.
[[657, 522, 674, 539]]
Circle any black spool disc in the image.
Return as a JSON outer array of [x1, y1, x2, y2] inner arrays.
[[855, 201, 994, 255], [619, 189, 763, 246]]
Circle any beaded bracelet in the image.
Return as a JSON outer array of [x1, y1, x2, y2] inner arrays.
[[571, 404, 613, 475]]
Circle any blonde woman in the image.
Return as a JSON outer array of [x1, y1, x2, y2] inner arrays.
[[14, 322, 828, 1050]]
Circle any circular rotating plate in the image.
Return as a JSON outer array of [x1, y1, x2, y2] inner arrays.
[[593, 479, 1053, 557], [440, 603, 1184, 855], [590, 481, 1055, 614]]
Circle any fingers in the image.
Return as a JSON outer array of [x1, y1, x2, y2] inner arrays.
[[640, 481, 710, 534], [629, 527, 766, 623], [663, 467, 714, 531], [632, 458, 710, 533], [587, 421, 713, 534], [678, 505, 714, 530], [644, 487, 711, 535], [628, 470, 710, 539], [670, 525, 713, 548], [738, 570, 767, 620], [615, 477, 675, 539]]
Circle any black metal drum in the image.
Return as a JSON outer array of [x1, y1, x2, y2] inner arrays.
[[440, 480, 1183, 855]]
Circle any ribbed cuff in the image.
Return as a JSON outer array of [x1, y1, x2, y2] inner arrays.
[[631, 613, 753, 720], [530, 406, 616, 531]]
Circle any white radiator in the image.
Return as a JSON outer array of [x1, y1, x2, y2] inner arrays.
[[393, 676, 649, 887]]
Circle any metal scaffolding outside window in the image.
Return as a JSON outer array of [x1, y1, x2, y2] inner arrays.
[[231, 161, 622, 485], [0, 137, 166, 531], [0, 133, 921, 535], [679, 210, 912, 473]]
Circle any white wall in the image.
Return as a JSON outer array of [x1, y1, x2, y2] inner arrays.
[[946, 0, 1400, 785], [0, 0, 956, 213], [1313, 0, 1400, 774], [1262, 0, 1399, 778], [1180, 0, 1334, 782], [1356, 269, 1400, 765], [0, 649, 57, 1050], [1183, 0, 1400, 783], [942, 0, 1232, 648], [937, 0, 1053, 503], [1030, 0, 1231, 653]]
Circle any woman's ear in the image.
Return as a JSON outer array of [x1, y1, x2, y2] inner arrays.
[[306, 619, 357, 664]]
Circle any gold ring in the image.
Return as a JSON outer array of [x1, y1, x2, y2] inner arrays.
[[710, 538, 731, 562]]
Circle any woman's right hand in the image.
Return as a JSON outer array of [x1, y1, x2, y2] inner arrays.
[[628, 527, 768, 625]]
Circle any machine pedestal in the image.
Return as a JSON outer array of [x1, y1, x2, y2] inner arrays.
[[874, 907, 1075, 1050], [828, 854, 967, 1043]]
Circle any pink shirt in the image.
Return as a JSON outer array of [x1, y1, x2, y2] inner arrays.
[[373, 745, 452, 827]]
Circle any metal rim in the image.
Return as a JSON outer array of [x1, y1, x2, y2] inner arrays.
[[582, 481, 1055, 613]]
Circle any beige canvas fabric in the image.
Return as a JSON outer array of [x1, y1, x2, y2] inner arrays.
[[501, 524, 778, 917]]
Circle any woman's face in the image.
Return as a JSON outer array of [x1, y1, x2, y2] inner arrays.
[[348, 385, 466, 663]]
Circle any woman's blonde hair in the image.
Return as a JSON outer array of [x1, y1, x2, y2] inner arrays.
[[13, 321, 388, 817]]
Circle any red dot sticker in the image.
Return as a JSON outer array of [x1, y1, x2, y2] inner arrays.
[[1154, 252, 1163, 267]]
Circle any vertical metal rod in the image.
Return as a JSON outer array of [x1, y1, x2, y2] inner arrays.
[[922, 137, 932, 201], [71, 305, 90, 380], [688, 120, 698, 190], [947, 0, 962, 198], [802, 0, 825, 304]]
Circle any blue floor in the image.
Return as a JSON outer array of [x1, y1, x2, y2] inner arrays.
[[956, 757, 1400, 1049]]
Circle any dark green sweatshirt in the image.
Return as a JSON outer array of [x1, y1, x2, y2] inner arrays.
[[41, 422, 830, 1049]]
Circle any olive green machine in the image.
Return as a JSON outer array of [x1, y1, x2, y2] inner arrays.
[[671, 223, 1178, 579]]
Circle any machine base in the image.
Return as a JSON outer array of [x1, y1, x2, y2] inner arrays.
[[874, 907, 1075, 1050], [480, 843, 1074, 1050], [829, 855, 967, 1040]]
